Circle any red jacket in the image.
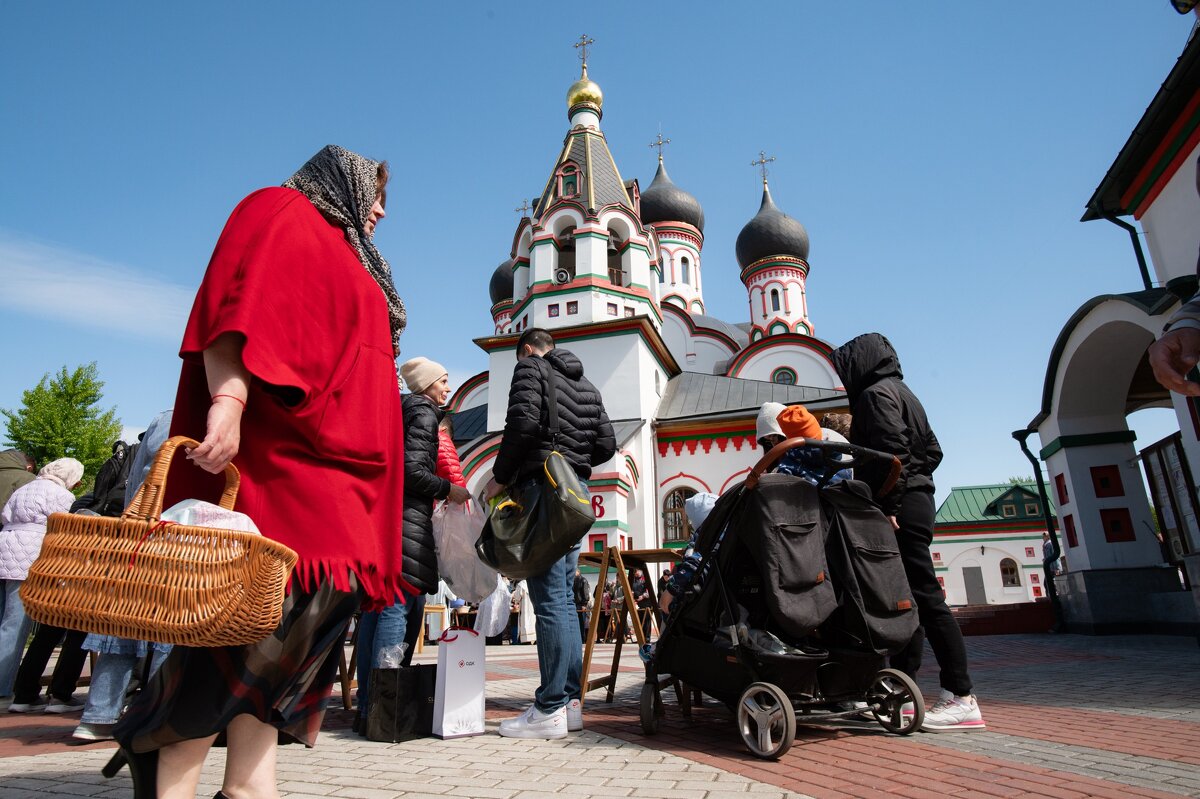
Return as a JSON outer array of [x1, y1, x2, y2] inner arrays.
[[436, 427, 466, 488]]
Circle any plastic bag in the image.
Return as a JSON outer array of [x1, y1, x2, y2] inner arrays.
[[377, 642, 409, 670], [161, 499, 260, 534], [432, 501, 496, 603], [473, 575, 512, 637]]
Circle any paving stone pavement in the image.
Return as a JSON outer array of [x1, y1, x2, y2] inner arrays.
[[0, 633, 1197, 798]]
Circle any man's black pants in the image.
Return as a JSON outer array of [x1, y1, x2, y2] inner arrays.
[[888, 490, 973, 696]]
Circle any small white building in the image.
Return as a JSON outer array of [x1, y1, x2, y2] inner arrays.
[[933, 483, 1054, 607], [446, 51, 848, 574]]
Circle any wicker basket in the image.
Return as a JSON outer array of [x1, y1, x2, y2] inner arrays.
[[19, 436, 298, 647]]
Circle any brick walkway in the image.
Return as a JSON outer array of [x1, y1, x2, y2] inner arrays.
[[0, 633, 1197, 798]]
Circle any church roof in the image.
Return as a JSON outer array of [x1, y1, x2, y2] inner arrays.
[[935, 482, 1052, 524], [535, 129, 632, 218], [688, 312, 750, 348], [657, 371, 843, 421], [489, 258, 514, 305], [639, 158, 705, 232], [735, 183, 810, 268], [448, 404, 488, 445]]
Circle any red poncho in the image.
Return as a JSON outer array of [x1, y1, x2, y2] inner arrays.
[[167, 186, 406, 605]]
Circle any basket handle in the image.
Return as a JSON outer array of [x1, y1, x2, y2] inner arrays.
[[122, 435, 240, 522]]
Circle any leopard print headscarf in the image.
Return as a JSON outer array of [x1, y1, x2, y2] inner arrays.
[[284, 145, 407, 352]]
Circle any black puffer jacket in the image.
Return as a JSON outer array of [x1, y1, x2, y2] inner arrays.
[[830, 333, 943, 516], [493, 349, 617, 486], [401, 393, 451, 594]]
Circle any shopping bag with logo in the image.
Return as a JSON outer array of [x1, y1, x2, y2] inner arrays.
[[365, 664, 437, 743], [432, 627, 486, 738]]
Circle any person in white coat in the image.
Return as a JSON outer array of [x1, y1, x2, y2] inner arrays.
[[0, 457, 85, 708], [512, 580, 536, 644]]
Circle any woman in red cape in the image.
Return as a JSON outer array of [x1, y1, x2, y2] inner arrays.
[[108, 145, 407, 799]]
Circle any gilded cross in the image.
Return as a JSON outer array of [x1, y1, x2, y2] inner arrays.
[[573, 34, 594, 67], [515, 199, 531, 218], [648, 131, 671, 161], [751, 151, 776, 184]]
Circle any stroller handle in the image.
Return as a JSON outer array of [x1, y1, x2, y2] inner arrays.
[[744, 437, 903, 496]]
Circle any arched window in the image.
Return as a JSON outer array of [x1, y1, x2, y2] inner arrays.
[[558, 164, 579, 198], [663, 487, 697, 543], [770, 289, 781, 312], [771, 367, 797, 385], [1000, 558, 1021, 587], [607, 232, 628, 286], [680, 256, 690, 285]]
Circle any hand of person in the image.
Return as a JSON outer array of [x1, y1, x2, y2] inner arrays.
[[447, 484, 471, 505], [482, 476, 505, 501], [888, 515, 899, 532], [659, 592, 673, 614], [188, 396, 243, 474], [1149, 328, 1200, 396]]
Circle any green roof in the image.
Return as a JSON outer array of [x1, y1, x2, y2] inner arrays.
[[935, 482, 1054, 524]]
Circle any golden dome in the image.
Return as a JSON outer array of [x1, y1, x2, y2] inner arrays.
[[566, 65, 603, 110]]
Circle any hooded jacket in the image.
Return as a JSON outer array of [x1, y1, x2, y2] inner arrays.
[[401, 392, 451, 594], [0, 476, 76, 580], [493, 348, 617, 486], [830, 333, 942, 515], [435, 427, 466, 488], [0, 450, 34, 510]]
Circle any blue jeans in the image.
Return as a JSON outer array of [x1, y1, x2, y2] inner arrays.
[[0, 580, 32, 697], [527, 543, 583, 713], [80, 648, 170, 724], [356, 591, 425, 718]]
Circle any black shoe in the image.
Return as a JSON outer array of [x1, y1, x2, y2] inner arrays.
[[102, 746, 158, 798]]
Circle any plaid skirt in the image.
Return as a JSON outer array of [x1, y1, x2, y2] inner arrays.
[[114, 576, 359, 753]]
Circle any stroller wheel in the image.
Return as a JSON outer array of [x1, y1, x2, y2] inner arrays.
[[737, 682, 796, 759], [866, 668, 924, 735], [639, 683, 659, 735]]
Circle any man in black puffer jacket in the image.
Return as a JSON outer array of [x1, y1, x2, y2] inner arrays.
[[484, 328, 615, 740], [831, 332, 984, 733]]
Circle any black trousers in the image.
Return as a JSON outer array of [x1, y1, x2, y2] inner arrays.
[[888, 491, 974, 696], [13, 624, 88, 703]]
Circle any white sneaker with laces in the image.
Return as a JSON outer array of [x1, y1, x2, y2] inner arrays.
[[72, 722, 116, 741], [46, 696, 86, 714], [566, 699, 583, 731], [8, 700, 48, 713], [498, 704, 568, 739], [920, 690, 985, 732]]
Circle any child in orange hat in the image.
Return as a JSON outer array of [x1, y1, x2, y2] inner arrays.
[[771, 403, 851, 486]]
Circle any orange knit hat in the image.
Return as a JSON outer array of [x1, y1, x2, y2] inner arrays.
[[777, 404, 822, 441]]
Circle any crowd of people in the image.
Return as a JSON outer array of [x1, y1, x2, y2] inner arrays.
[[0, 144, 1005, 797]]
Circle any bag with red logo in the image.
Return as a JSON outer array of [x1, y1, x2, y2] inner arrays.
[[432, 626, 486, 738]]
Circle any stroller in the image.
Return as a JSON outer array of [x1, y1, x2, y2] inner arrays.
[[642, 437, 925, 759]]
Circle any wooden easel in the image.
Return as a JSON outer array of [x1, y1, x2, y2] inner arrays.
[[579, 546, 680, 706]]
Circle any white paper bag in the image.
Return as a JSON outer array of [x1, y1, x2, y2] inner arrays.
[[432, 627, 486, 738]]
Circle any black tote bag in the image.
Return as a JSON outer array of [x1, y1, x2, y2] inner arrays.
[[476, 359, 596, 579], [366, 664, 437, 743]]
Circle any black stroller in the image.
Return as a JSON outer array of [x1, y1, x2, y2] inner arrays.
[[641, 437, 924, 759]]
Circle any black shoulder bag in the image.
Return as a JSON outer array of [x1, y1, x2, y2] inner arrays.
[[475, 359, 597, 579]]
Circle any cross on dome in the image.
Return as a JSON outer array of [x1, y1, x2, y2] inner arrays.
[[751, 151, 776, 185], [573, 34, 594, 69], [648, 131, 671, 163]]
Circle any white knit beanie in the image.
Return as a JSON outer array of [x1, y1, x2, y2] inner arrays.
[[755, 401, 786, 442], [38, 457, 84, 489], [400, 357, 448, 394]]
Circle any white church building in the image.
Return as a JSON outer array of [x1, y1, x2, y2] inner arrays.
[[444, 48, 848, 563]]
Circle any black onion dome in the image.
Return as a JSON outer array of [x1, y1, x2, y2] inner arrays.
[[489, 258, 514, 305], [639, 159, 705, 232], [735, 184, 809, 268]]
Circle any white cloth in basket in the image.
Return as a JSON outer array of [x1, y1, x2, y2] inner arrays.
[[160, 499, 260, 534]]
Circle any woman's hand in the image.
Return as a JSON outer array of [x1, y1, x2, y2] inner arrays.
[[482, 476, 505, 501], [447, 484, 471, 505], [188, 397, 243, 473]]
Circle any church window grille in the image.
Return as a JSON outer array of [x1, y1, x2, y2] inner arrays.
[[624, 307, 634, 317], [548, 304, 560, 318], [1000, 558, 1021, 588], [663, 487, 697, 543], [770, 289, 781, 312], [567, 301, 578, 315], [771, 367, 797, 385], [607, 303, 618, 316]]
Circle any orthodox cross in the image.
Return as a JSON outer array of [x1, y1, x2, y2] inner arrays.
[[574, 34, 594, 67], [751, 151, 776, 184], [515, 199, 531, 218], [648, 131, 671, 161]]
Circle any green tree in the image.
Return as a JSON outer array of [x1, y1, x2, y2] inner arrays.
[[2, 363, 123, 492], [1008, 475, 1034, 485]]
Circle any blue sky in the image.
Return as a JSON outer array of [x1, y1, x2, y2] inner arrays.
[[1, 2, 1193, 501]]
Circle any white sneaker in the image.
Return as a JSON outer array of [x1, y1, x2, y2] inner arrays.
[[921, 690, 985, 732], [498, 705, 568, 739], [72, 722, 116, 741], [566, 699, 583, 731], [8, 700, 48, 713], [46, 696, 85, 714]]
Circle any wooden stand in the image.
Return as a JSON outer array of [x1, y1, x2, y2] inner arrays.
[[579, 547, 680, 707]]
